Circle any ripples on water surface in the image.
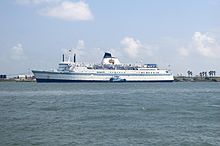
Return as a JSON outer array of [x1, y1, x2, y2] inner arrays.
[[0, 82, 220, 145]]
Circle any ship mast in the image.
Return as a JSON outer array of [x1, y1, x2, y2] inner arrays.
[[74, 53, 76, 63], [68, 50, 72, 62]]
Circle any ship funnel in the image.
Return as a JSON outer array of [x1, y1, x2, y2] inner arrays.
[[62, 54, 65, 62], [101, 52, 121, 65], [103, 52, 112, 58], [74, 53, 76, 63]]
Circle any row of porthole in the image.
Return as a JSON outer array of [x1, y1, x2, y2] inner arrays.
[[97, 72, 161, 74], [109, 72, 126, 74], [141, 72, 160, 74]]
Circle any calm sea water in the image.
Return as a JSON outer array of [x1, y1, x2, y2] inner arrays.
[[0, 82, 220, 146]]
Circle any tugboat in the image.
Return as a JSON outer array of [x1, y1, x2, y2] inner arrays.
[[109, 76, 126, 82]]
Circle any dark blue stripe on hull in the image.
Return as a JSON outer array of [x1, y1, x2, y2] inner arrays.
[[36, 78, 174, 83]]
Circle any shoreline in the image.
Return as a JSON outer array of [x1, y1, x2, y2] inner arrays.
[[1, 76, 220, 82], [174, 76, 220, 82]]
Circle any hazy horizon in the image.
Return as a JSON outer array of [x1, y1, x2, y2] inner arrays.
[[1, 0, 220, 76]]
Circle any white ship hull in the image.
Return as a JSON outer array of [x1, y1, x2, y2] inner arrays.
[[32, 70, 174, 82], [32, 52, 174, 82]]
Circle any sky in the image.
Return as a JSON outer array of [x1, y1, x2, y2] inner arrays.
[[0, 0, 220, 76]]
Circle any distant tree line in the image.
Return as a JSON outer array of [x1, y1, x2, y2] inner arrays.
[[187, 70, 216, 77], [187, 70, 193, 77]]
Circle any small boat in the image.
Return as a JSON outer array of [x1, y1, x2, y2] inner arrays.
[[109, 76, 126, 82]]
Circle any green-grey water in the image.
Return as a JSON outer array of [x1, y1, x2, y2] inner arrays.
[[0, 82, 220, 146]]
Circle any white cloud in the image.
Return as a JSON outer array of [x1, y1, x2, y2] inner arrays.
[[192, 32, 218, 57], [120, 37, 152, 59], [120, 37, 142, 58], [16, 0, 61, 5], [16, 0, 94, 21], [179, 32, 219, 58], [40, 1, 94, 21], [10, 43, 27, 60]]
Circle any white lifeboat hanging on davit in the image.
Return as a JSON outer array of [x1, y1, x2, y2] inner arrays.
[[101, 52, 121, 65]]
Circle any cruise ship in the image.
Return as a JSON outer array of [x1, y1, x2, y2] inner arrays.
[[32, 52, 174, 82]]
